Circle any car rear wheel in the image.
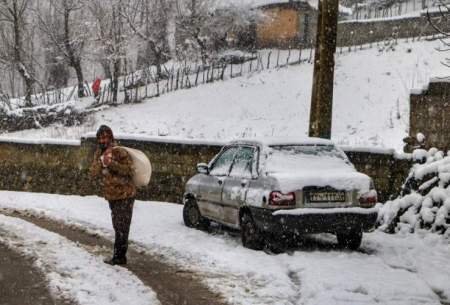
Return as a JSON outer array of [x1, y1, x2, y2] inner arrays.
[[337, 230, 363, 250], [183, 198, 210, 230], [240, 212, 264, 250]]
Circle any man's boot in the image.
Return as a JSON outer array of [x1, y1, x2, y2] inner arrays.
[[104, 256, 127, 265]]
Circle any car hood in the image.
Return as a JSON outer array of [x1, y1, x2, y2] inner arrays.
[[267, 170, 371, 194]]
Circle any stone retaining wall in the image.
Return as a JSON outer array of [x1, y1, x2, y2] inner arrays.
[[409, 81, 450, 152], [336, 14, 448, 46], [0, 138, 411, 203]]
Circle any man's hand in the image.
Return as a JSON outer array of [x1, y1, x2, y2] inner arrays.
[[102, 148, 113, 167]]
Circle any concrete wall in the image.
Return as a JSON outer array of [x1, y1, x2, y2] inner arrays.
[[344, 149, 411, 202], [336, 14, 450, 47], [409, 81, 450, 152], [0, 138, 411, 204], [251, 9, 450, 49]]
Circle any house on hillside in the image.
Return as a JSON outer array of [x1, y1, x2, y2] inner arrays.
[[253, 0, 318, 49]]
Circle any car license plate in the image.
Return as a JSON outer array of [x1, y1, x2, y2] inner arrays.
[[307, 191, 346, 203]]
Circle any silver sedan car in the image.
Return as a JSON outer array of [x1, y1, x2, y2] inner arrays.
[[183, 138, 378, 250]]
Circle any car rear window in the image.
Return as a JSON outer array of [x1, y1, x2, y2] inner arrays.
[[264, 144, 351, 173], [270, 145, 347, 159]]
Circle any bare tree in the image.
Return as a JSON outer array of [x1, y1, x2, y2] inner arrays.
[[122, 0, 172, 78], [89, 0, 129, 103], [36, 0, 88, 97], [175, 0, 257, 64], [427, 0, 450, 67], [176, 0, 212, 65], [0, 0, 36, 106]]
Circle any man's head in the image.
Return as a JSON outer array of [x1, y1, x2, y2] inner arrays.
[[96, 125, 114, 151]]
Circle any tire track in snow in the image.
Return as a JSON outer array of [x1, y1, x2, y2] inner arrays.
[[0, 242, 72, 305], [0, 209, 228, 305], [0, 214, 159, 305]]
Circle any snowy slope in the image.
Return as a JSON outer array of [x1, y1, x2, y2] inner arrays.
[[0, 191, 449, 305], [4, 39, 448, 152]]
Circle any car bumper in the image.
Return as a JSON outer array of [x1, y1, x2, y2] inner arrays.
[[249, 206, 378, 234]]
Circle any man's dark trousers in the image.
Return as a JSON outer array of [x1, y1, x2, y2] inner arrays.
[[109, 198, 135, 260]]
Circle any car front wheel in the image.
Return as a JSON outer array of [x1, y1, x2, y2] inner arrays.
[[337, 230, 363, 250], [183, 198, 210, 230], [240, 212, 264, 250]]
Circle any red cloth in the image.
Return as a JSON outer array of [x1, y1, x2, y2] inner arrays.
[[92, 78, 101, 96]]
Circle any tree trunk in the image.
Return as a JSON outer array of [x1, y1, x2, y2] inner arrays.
[[308, 0, 339, 139], [73, 60, 85, 98], [24, 76, 34, 107], [64, 6, 85, 98], [112, 58, 121, 103], [101, 59, 112, 79]]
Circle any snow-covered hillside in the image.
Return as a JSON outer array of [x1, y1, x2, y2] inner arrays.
[[3, 39, 448, 152]]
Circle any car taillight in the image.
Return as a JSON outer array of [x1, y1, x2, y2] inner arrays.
[[269, 191, 296, 206], [359, 190, 378, 207]]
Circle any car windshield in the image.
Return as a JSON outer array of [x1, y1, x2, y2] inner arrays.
[[264, 144, 351, 174]]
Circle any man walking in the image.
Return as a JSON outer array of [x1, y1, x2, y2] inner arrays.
[[90, 125, 136, 265]]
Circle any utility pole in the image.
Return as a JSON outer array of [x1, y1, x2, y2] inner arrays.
[[309, 0, 339, 139]]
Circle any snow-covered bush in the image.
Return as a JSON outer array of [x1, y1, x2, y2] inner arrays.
[[378, 147, 450, 235], [0, 102, 85, 133]]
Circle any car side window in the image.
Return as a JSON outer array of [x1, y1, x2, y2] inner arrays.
[[229, 146, 254, 178], [209, 147, 238, 176]]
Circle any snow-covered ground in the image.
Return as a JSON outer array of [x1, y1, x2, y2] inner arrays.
[[4, 39, 448, 152], [0, 212, 159, 305], [0, 191, 449, 305]]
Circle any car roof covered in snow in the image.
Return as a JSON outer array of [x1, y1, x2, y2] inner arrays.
[[229, 137, 334, 147]]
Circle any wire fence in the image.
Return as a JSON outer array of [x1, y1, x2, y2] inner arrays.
[[92, 31, 443, 106], [3, 29, 445, 110], [349, 0, 449, 21]]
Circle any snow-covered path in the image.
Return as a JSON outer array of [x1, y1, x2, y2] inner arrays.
[[0, 213, 160, 305], [0, 191, 449, 305]]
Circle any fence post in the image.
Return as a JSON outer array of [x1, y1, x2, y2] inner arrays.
[[176, 68, 180, 89], [220, 64, 226, 80], [156, 76, 160, 97], [298, 48, 302, 64], [276, 49, 280, 67], [286, 49, 291, 65], [195, 66, 200, 86], [258, 54, 264, 70], [186, 67, 192, 88], [180, 67, 185, 89], [267, 51, 272, 69]]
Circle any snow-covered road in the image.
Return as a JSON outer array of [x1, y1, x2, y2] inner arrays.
[[0, 191, 449, 305], [0, 213, 160, 305]]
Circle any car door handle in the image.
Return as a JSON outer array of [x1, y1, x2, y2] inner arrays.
[[218, 180, 223, 185]]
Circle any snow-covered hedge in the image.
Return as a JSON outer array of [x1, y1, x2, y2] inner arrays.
[[0, 102, 85, 132], [378, 147, 450, 235]]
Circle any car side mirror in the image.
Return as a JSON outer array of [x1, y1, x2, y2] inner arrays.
[[197, 163, 209, 174]]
